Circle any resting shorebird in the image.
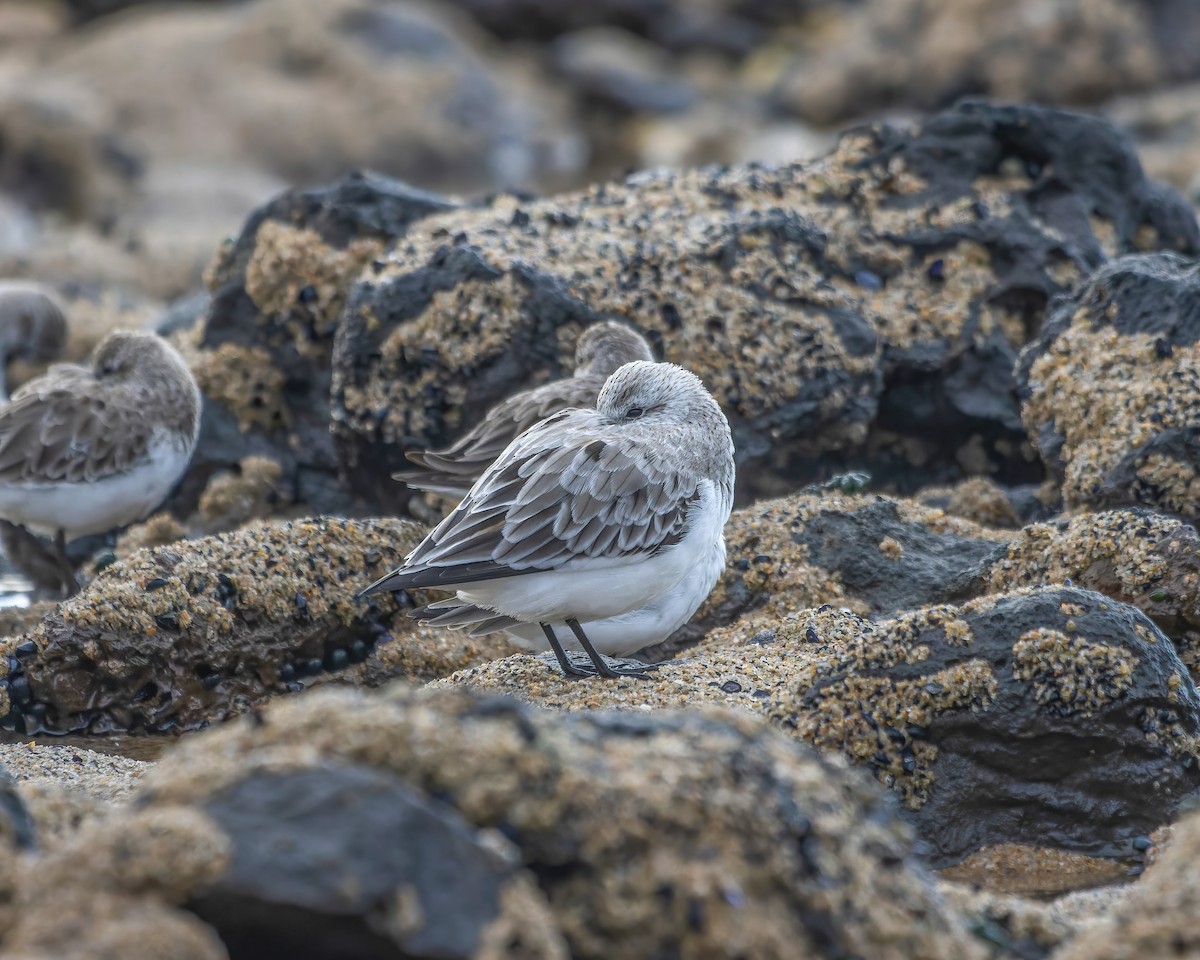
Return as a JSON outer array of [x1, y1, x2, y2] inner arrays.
[[0, 331, 201, 594], [360, 360, 735, 679], [0, 282, 67, 401], [395, 320, 654, 497]]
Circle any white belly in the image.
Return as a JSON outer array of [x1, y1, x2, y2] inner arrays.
[[0, 441, 192, 539], [502, 533, 727, 656], [455, 477, 730, 642]]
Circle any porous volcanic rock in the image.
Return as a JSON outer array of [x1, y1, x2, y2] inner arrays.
[[332, 99, 1198, 507], [186, 764, 558, 960], [138, 683, 986, 960], [657, 490, 1010, 656], [451, 587, 1200, 870], [1018, 252, 1200, 520], [984, 508, 1200, 677], [771, 586, 1200, 867], [770, 0, 1200, 126], [0, 517, 513, 735], [179, 170, 459, 517]]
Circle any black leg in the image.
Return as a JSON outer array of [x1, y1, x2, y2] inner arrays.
[[564, 618, 656, 680], [53, 530, 79, 597], [540, 623, 595, 679]]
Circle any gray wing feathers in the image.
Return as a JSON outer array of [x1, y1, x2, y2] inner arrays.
[[369, 412, 700, 593], [397, 374, 606, 495], [0, 386, 150, 484]]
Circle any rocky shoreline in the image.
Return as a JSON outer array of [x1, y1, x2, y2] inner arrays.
[[4, 1, 1200, 958]]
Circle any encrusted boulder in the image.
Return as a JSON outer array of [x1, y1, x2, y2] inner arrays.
[[771, 586, 1200, 867], [450, 586, 1200, 873], [181, 171, 460, 517], [1055, 806, 1200, 960], [1019, 253, 1200, 519], [984, 508, 1200, 677], [332, 100, 1198, 507], [658, 490, 1009, 656], [0, 517, 513, 735], [136, 683, 986, 960]]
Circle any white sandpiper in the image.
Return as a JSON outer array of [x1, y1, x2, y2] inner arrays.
[[360, 359, 735, 679], [0, 330, 202, 594], [395, 320, 654, 497]]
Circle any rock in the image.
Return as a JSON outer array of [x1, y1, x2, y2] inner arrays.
[[140, 683, 986, 959], [181, 170, 460, 518], [60, 0, 232, 25], [0, 77, 138, 224], [1105, 80, 1200, 201], [0, 517, 512, 734], [0, 762, 35, 851], [1019, 253, 1200, 520], [551, 28, 697, 114], [771, 586, 1200, 867], [915, 477, 1051, 529], [652, 490, 1009, 657], [1055, 807, 1200, 959], [45, 0, 579, 192], [332, 100, 1197, 508], [452, 586, 1200, 873], [983, 508, 1200, 678], [442, 0, 802, 55], [771, 0, 1200, 126], [0, 806, 231, 960], [187, 765, 541, 960]]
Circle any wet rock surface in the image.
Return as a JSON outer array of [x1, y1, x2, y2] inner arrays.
[[453, 585, 1200, 871], [138, 683, 986, 960], [333, 99, 1197, 507], [188, 764, 527, 960], [658, 490, 1009, 656], [983, 508, 1200, 677], [1019, 252, 1200, 520], [0, 517, 511, 735]]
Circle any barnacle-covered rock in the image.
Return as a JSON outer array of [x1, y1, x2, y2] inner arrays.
[[984, 508, 1200, 677], [176, 170, 461, 518], [1019, 253, 1200, 519], [451, 586, 1200, 874], [659, 490, 1009, 656], [0, 517, 513, 734], [770, 586, 1200, 866], [137, 683, 985, 960], [333, 100, 1198, 506]]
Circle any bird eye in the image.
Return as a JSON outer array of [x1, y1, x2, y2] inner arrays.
[[625, 407, 644, 420]]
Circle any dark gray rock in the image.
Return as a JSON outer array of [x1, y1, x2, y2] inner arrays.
[[773, 586, 1200, 867], [797, 498, 1000, 613], [188, 764, 516, 960], [0, 761, 35, 851], [1018, 253, 1200, 519], [176, 171, 460, 519], [331, 101, 1198, 508]]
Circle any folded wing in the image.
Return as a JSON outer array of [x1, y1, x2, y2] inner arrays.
[[0, 384, 150, 485], [360, 410, 699, 596]]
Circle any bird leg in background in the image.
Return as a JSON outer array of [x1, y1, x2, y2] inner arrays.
[[565, 618, 657, 680], [0, 521, 67, 594], [540, 622, 597, 678], [53, 530, 80, 597]]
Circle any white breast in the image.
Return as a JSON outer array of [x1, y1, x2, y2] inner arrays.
[[456, 477, 731, 635], [0, 437, 193, 539]]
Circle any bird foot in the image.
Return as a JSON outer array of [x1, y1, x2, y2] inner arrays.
[[540, 652, 658, 681]]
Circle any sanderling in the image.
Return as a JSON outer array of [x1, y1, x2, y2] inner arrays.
[[0, 331, 201, 594], [396, 320, 654, 497], [360, 360, 734, 679], [0, 282, 67, 401]]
